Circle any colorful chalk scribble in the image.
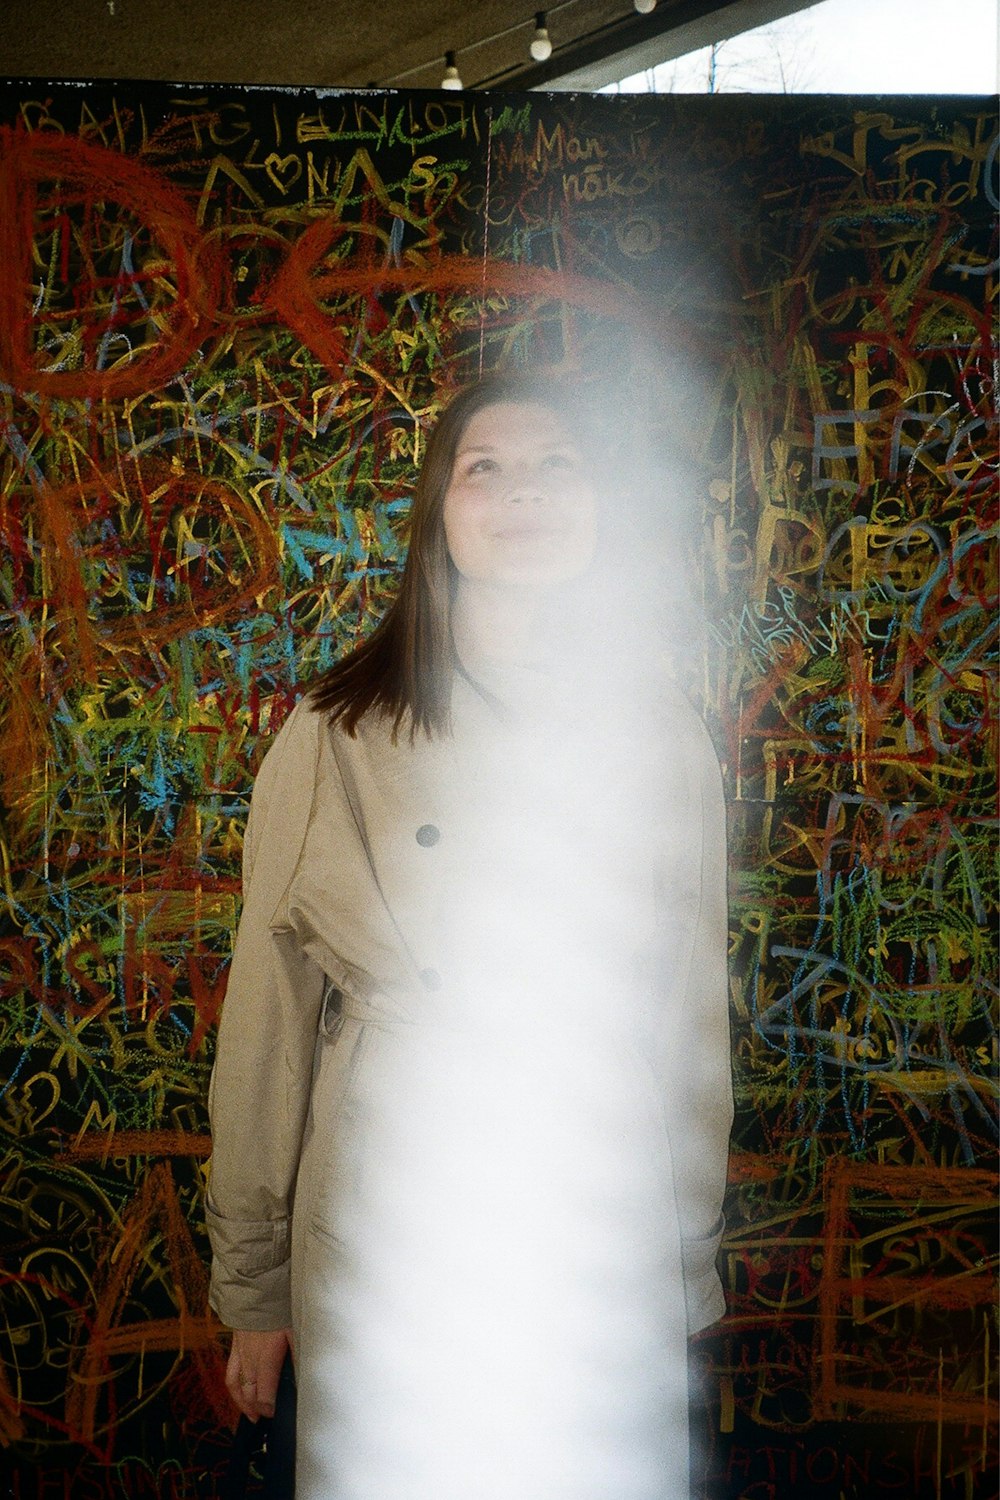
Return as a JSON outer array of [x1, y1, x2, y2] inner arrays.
[[0, 84, 996, 1497]]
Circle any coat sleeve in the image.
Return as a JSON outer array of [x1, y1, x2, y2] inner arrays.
[[666, 703, 734, 1337], [205, 701, 329, 1331]]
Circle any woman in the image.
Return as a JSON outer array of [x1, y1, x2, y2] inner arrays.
[[206, 371, 733, 1500]]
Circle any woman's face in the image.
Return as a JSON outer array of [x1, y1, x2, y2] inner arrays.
[[442, 401, 598, 594]]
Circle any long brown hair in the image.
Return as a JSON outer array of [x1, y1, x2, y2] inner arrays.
[[309, 372, 597, 739]]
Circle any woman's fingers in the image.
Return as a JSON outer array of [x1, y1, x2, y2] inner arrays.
[[225, 1327, 292, 1422]]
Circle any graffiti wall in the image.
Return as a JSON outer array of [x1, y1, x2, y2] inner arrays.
[[0, 80, 995, 1498]]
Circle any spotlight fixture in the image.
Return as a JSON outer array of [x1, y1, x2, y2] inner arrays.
[[441, 50, 464, 89], [529, 11, 553, 62], [633, 0, 656, 12]]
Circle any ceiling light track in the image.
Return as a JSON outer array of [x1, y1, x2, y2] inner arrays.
[[467, 0, 748, 90], [387, 0, 589, 88], [395, 0, 785, 94]]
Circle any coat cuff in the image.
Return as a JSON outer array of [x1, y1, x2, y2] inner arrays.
[[205, 1198, 293, 1330], [681, 1214, 727, 1336]]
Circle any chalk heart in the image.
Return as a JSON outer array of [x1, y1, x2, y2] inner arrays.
[[265, 152, 302, 194]]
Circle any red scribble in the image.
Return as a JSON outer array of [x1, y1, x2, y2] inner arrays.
[[64, 1160, 229, 1450], [816, 1160, 997, 1423], [57, 1130, 212, 1159], [0, 127, 221, 399]]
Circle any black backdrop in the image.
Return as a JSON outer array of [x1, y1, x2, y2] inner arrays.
[[0, 80, 996, 1497]]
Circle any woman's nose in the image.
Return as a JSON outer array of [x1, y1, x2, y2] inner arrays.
[[505, 466, 546, 503]]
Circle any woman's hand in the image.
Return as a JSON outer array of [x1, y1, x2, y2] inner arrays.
[[225, 1326, 293, 1422]]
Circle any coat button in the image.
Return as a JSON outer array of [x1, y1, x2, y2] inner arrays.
[[415, 823, 440, 847], [420, 967, 443, 990]]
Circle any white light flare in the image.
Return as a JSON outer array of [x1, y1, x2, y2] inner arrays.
[[293, 428, 724, 1499]]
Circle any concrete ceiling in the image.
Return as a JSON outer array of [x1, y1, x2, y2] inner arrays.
[[0, 0, 813, 91]]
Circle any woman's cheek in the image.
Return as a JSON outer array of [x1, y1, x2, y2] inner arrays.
[[443, 501, 489, 580]]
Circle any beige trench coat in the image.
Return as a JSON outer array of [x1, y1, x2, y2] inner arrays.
[[206, 670, 733, 1498]]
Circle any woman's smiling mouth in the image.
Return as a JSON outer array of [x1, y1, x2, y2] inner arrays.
[[492, 519, 566, 539]]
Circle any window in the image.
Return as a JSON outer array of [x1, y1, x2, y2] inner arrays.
[[596, 0, 998, 95]]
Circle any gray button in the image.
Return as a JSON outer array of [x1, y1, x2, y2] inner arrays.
[[420, 967, 443, 991], [416, 823, 440, 847]]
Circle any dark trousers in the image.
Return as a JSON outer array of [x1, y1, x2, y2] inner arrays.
[[222, 1352, 296, 1499]]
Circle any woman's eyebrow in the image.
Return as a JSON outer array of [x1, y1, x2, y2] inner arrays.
[[456, 439, 578, 457]]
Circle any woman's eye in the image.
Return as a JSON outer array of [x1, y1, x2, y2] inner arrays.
[[542, 452, 577, 470], [467, 458, 500, 475]]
